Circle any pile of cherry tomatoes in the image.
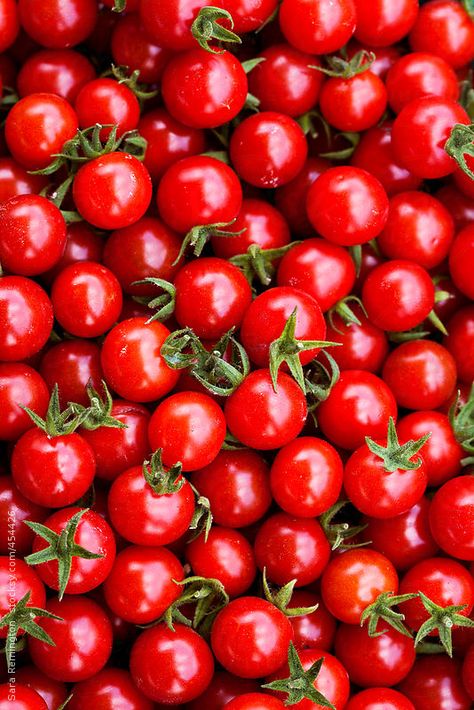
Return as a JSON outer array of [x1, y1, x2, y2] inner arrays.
[[0, 0, 474, 708]]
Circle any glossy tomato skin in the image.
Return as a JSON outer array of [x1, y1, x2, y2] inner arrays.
[[429, 476, 474, 561], [211, 597, 293, 678], [0, 557, 46, 639], [73, 152, 152, 230], [139, 0, 207, 51], [266, 648, 350, 710], [108, 465, 195, 546], [444, 305, 474, 383], [130, 623, 214, 703], [0, 684, 47, 709], [67, 668, 153, 710], [18, 0, 97, 48], [335, 624, 416, 688], [0, 363, 48, 441], [225, 694, 285, 710], [377, 191, 454, 269], [211, 198, 290, 260], [362, 260, 435, 332], [0, 276, 53, 361], [255, 513, 331, 587], [351, 122, 422, 196], [307, 167, 389, 246], [225, 369, 307, 450], [397, 655, 472, 710], [229, 112, 308, 188], [399, 557, 474, 632], [353, 0, 418, 46], [279, 0, 356, 54], [15, 666, 67, 710], [248, 44, 323, 117], [17, 49, 95, 102], [391, 97, 469, 179], [100, 317, 179, 403], [362, 497, 439, 571], [0, 194, 66, 276], [317, 370, 397, 451], [382, 341, 457, 411], [42, 221, 104, 285], [397, 411, 463, 487], [0, 0, 18, 53], [320, 71, 387, 133], [186, 526, 257, 597], [148, 391, 226, 471], [51, 262, 122, 338], [325, 307, 389, 373], [321, 549, 399, 624], [139, 108, 206, 184], [409, 0, 474, 69], [0, 476, 48, 555], [12, 428, 96, 508], [274, 157, 330, 236], [345, 688, 415, 710], [190, 450, 272, 528], [240, 286, 326, 368], [157, 155, 242, 234], [288, 590, 337, 651], [40, 339, 103, 408], [103, 546, 183, 625], [103, 217, 181, 296], [5, 93, 78, 171], [386, 52, 459, 114], [30, 507, 116, 596], [270, 436, 343, 517], [344, 437, 428, 519], [162, 49, 247, 129], [111, 13, 170, 85], [174, 258, 252, 340], [449, 224, 474, 299], [74, 78, 140, 139], [276, 238, 356, 312], [28, 596, 113, 682], [0, 158, 47, 204]]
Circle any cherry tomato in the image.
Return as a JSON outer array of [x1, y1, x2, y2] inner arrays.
[[391, 97, 469, 179], [335, 624, 416, 688], [321, 549, 399, 624], [0, 364, 48, 441], [15, 666, 67, 710], [225, 695, 285, 710], [51, 261, 122, 338], [270, 436, 343, 517], [187, 672, 260, 710], [288, 590, 337, 651], [320, 70, 387, 133], [0, 158, 47, 204], [279, 0, 356, 54], [40, 339, 103, 408], [230, 112, 308, 188], [30, 507, 116, 596], [444, 305, 474, 383], [386, 52, 459, 114], [211, 596, 293, 678], [0, 276, 53, 361], [100, 317, 179, 402], [17, 49, 95, 102], [139, 0, 208, 51], [429, 476, 474, 561], [377, 191, 454, 269], [157, 155, 242, 234], [449, 224, 474, 300], [0, 684, 47, 710], [225, 369, 307, 450], [362, 260, 435, 332], [148, 391, 226, 471], [190, 449, 272, 529], [68, 668, 153, 710], [12, 428, 96, 508], [111, 13, 171, 85], [0, 0, 18, 53], [398, 655, 472, 710], [28, 596, 113, 682], [274, 157, 330, 236], [74, 78, 140, 139], [307, 167, 389, 246], [5, 93, 78, 171], [0, 557, 46, 642], [254, 512, 331, 586], [107, 464, 195, 545], [18, 0, 97, 48], [436, 184, 474, 231], [382, 341, 457, 411], [325, 306, 389, 373], [186, 526, 257, 597], [130, 623, 214, 703], [353, 0, 418, 46], [103, 545, 183, 624], [0, 475, 48, 555], [73, 152, 152, 230], [317, 370, 397, 451], [362, 497, 439, 571], [409, 0, 474, 69], [162, 48, 247, 129], [345, 688, 415, 710]]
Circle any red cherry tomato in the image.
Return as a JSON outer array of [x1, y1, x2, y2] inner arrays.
[[398, 655, 472, 710], [0, 364, 48, 441], [0, 276, 53, 361], [320, 70, 388, 133], [111, 13, 171, 85], [345, 688, 415, 710], [386, 52, 459, 114], [279, 0, 356, 54], [409, 0, 474, 69], [449, 224, 474, 299], [18, 0, 97, 49], [68, 668, 153, 710], [17, 49, 96, 102], [429, 476, 474, 561], [353, 0, 418, 47]]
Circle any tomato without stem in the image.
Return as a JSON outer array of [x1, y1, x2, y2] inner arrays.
[[0, 684, 47, 710], [397, 655, 472, 710], [345, 688, 415, 710], [68, 668, 153, 710], [386, 52, 459, 114], [444, 305, 474, 383], [17, 49, 95, 103], [449, 224, 474, 300], [18, 0, 97, 49], [40, 339, 103, 408], [279, 0, 356, 54], [0, 364, 49, 441], [409, 0, 474, 69], [429, 476, 474, 561], [353, 0, 418, 46]]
